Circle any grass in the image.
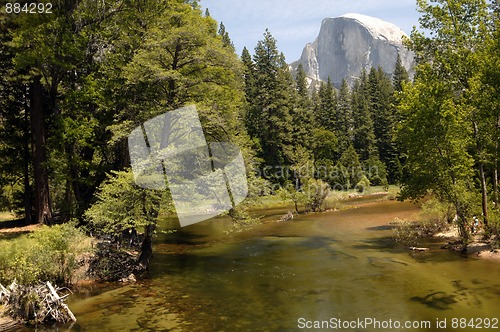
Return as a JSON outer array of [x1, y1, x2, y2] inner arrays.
[[0, 222, 93, 286], [0, 211, 16, 222]]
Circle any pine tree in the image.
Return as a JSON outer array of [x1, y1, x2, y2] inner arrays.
[[351, 70, 377, 161], [335, 79, 353, 155], [218, 22, 235, 50], [369, 67, 398, 181], [316, 77, 337, 130], [393, 53, 409, 92], [246, 30, 295, 176], [292, 64, 315, 151], [0, 18, 31, 220]]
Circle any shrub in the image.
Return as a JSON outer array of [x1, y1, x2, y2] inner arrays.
[[487, 210, 500, 249], [0, 222, 91, 286], [303, 178, 330, 212], [355, 175, 370, 193], [392, 198, 452, 247], [84, 170, 165, 242], [419, 198, 455, 226], [278, 183, 307, 214], [392, 218, 420, 247]]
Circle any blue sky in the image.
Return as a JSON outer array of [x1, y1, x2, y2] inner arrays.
[[201, 0, 421, 61]]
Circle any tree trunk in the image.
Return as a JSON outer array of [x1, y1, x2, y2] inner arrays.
[[23, 86, 32, 225], [138, 223, 154, 268], [138, 191, 158, 268], [479, 162, 489, 228], [494, 166, 499, 209], [29, 77, 53, 225], [473, 121, 489, 228], [494, 122, 500, 208]]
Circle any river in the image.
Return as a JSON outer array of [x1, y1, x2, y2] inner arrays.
[[56, 197, 500, 331]]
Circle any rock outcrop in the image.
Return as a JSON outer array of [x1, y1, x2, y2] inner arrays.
[[291, 13, 414, 88]]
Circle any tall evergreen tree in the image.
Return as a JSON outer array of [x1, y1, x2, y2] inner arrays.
[[316, 77, 337, 130], [218, 22, 234, 50], [335, 79, 353, 154], [393, 54, 410, 93], [291, 64, 315, 152], [245, 30, 295, 176], [0, 17, 31, 220], [351, 70, 377, 161], [369, 67, 398, 181], [4, 1, 107, 223]]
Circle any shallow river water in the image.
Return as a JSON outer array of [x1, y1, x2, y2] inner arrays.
[[60, 198, 500, 331]]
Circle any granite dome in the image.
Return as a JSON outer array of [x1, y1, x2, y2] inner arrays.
[[291, 14, 414, 88]]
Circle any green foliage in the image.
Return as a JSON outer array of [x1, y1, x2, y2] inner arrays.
[[398, 0, 494, 242], [278, 183, 307, 214], [84, 170, 168, 240], [488, 211, 500, 249], [311, 128, 337, 162], [336, 145, 364, 190], [315, 78, 337, 130], [351, 70, 377, 161], [244, 30, 295, 172], [303, 178, 330, 212], [335, 79, 354, 153], [393, 54, 409, 93], [364, 156, 388, 189], [277, 178, 330, 213], [393, 198, 453, 247], [355, 175, 371, 193], [0, 223, 91, 285], [419, 198, 456, 225]]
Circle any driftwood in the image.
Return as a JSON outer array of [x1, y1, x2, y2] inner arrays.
[[277, 211, 294, 222], [0, 281, 76, 325], [410, 246, 430, 252], [89, 241, 145, 281]]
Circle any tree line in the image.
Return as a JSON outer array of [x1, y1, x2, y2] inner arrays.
[[242, 30, 409, 190]]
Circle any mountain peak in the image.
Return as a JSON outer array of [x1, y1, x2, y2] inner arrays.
[[338, 13, 407, 45], [291, 14, 414, 88]]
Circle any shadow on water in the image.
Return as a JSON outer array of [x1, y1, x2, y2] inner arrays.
[[351, 235, 398, 250], [365, 224, 394, 231], [161, 230, 209, 246], [152, 235, 342, 276], [410, 292, 458, 310]]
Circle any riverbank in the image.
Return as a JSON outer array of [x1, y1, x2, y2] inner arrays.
[[435, 227, 500, 261]]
